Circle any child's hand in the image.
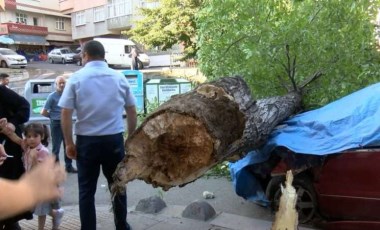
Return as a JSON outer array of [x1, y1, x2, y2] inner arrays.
[[29, 149, 39, 167], [20, 156, 67, 203], [21, 139, 28, 151]]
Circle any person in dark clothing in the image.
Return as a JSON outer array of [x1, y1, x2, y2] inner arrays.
[[0, 85, 32, 230]]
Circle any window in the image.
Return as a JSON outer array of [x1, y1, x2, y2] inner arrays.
[[33, 17, 38, 26], [56, 17, 65, 30], [16, 12, 28, 24], [140, 1, 159, 9], [124, 45, 131, 53], [107, 0, 131, 18], [94, 6, 105, 22], [76, 11, 86, 26]]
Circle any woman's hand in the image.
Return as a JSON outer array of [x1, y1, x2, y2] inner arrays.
[[0, 118, 7, 133], [0, 118, 15, 136], [0, 144, 7, 166]]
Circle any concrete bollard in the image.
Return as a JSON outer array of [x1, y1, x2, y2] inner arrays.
[[182, 200, 216, 221], [135, 196, 167, 214]]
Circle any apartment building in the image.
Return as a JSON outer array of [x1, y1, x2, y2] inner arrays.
[[0, 0, 74, 56], [59, 0, 158, 45]]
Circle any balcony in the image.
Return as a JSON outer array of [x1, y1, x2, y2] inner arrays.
[[1, 22, 48, 36], [106, 15, 134, 30]]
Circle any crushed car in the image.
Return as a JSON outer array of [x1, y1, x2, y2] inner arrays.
[[229, 82, 380, 229]]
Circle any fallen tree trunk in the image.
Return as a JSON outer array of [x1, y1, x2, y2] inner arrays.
[[112, 76, 302, 192]]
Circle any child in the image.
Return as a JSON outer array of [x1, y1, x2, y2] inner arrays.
[[1, 121, 64, 230]]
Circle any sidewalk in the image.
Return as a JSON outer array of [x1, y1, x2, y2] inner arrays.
[[20, 204, 316, 230]]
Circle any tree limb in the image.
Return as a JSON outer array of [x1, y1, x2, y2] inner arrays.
[[299, 70, 324, 89], [224, 36, 248, 54], [309, 6, 323, 23], [285, 45, 298, 92]]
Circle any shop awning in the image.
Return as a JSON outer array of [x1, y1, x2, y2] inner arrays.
[[9, 34, 49, 46], [0, 35, 15, 44]]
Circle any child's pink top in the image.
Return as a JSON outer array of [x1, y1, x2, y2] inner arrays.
[[23, 143, 49, 171]]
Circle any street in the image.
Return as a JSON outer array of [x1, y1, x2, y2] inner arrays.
[[2, 62, 275, 222]]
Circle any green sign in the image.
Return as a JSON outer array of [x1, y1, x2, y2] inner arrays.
[[31, 98, 47, 114]]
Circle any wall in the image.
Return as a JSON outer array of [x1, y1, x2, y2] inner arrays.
[[16, 0, 65, 17], [45, 14, 72, 42], [73, 0, 105, 12], [71, 4, 118, 40]]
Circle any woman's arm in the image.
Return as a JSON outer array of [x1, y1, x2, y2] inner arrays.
[[0, 125, 23, 147]]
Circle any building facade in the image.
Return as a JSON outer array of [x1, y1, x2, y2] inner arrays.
[[0, 0, 74, 58], [59, 0, 158, 45]]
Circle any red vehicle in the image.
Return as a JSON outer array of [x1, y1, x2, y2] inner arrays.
[[264, 147, 380, 230]]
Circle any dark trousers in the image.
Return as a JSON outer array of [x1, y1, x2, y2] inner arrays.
[[50, 120, 72, 169], [131, 57, 138, 70], [76, 133, 128, 230]]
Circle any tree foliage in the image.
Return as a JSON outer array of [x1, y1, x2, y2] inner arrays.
[[197, 0, 380, 108], [128, 0, 202, 58]]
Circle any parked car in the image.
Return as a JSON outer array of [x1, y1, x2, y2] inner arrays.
[[0, 48, 27, 68], [263, 147, 380, 229], [72, 47, 82, 66], [47, 48, 75, 64]]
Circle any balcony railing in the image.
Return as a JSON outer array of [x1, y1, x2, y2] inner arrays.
[[106, 15, 134, 30], [1, 22, 48, 36]]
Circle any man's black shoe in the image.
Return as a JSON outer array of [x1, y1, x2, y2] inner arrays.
[[66, 167, 78, 173]]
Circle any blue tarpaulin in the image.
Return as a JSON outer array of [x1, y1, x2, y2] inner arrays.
[[229, 82, 380, 204]]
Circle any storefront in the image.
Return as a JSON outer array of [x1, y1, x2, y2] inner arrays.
[[8, 34, 49, 61]]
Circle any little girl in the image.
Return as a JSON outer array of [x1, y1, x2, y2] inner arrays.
[[1, 121, 64, 230]]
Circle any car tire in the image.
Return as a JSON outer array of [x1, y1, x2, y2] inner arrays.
[[62, 59, 66, 64], [77, 60, 82, 66], [49, 58, 54, 64], [137, 60, 144, 69], [266, 175, 317, 224], [1, 61, 8, 68]]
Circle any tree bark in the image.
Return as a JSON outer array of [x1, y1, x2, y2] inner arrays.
[[112, 76, 302, 192]]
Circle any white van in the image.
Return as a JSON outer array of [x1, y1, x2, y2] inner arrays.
[[94, 38, 150, 69]]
